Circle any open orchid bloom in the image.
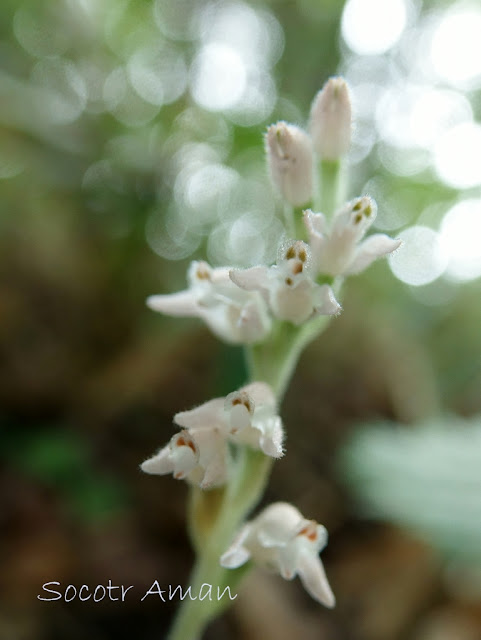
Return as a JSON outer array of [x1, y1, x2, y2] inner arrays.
[[147, 261, 272, 344], [220, 502, 335, 608], [304, 196, 401, 277], [175, 382, 284, 459], [230, 241, 341, 325], [140, 427, 228, 489]]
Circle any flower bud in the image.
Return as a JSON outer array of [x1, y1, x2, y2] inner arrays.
[[309, 77, 352, 160], [265, 121, 313, 207]]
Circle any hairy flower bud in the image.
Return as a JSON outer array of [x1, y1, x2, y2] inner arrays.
[[265, 121, 313, 207], [309, 77, 352, 160]]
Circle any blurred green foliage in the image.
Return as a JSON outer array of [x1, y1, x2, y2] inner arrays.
[[2, 427, 129, 521], [338, 416, 481, 564]]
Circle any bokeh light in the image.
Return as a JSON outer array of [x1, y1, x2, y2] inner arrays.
[[342, 0, 408, 55], [434, 123, 481, 189], [388, 225, 448, 286], [190, 43, 247, 111], [430, 3, 481, 90], [189, 1, 280, 125], [440, 199, 481, 281], [127, 44, 187, 106], [30, 57, 87, 125]]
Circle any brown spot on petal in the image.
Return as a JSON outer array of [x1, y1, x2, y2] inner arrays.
[[298, 523, 318, 542], [285, 246, 295, 260], [299, 248, 307, 263], [229, 392, 254, 415], [292, 261, 303, 275], [285, 277, 293, 286], [354, 213, 363, 224], [175, 434, 197, 454], [196, 265, 211, 280], [352, 200, 363, 211]]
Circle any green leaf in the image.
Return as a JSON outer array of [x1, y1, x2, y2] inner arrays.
[[337, 416, 481, 563]]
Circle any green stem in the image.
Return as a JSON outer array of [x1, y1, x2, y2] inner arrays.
[[283, 203, 295, 238], [168, 450, 272, 640], [294, 205, 308, 241], [246, 318, 330, 400], [319, 159, 344, 216]]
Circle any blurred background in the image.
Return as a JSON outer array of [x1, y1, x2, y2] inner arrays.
[[1, 0, 481, 638]]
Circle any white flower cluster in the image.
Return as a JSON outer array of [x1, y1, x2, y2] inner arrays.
[[147, 79, 399, 345], [148, 195, 399, 341], [141, 382, 284, 489]]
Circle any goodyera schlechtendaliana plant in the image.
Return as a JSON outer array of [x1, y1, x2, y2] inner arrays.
[[142, 77, 401, 640]]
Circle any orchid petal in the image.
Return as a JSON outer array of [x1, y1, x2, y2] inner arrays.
[[313, 285, 342, 316], [140, 445, 174, 475], [346, 234, 402, 275], [241, 382, 276, 408], [297, 552, 336, 608], [146, 291, 199, 317], [258, 418, 284, 458], [304, 209, 328, 238], [236, 299, 272, 344], [174, 398, 225, 431], [220, 524, 252, 568], [230, 266, 271, 296]]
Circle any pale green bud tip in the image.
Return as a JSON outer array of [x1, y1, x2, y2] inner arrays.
[[309, 76, 352, 160], [265, 121, 313, 207]]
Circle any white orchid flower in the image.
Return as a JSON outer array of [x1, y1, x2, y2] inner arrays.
[[220, 502, 335, 608], [175, 382, 284, 459], [265, 121, 314, 207], [147, 261, 272, 345], [230, 240, 341, 325], [304, 196, 401, 277], [141, 383, 284, 489], [140, 427, 228, 489]]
